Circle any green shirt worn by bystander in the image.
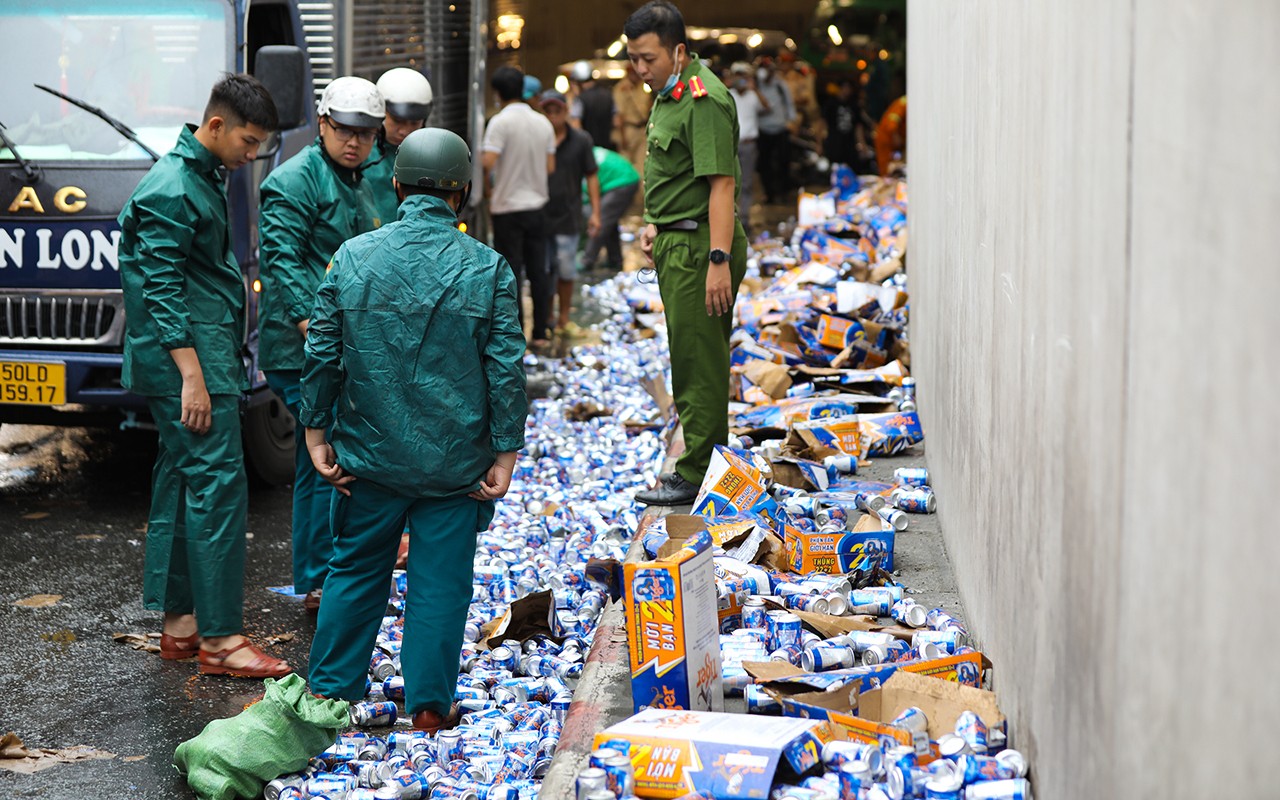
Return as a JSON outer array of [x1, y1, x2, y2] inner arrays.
[[258, 139, 381, 372], [643, 54, 740, 225], [298, 193, 528, 498], [593, 146, 640, 193], [117, 125, 247, 397]]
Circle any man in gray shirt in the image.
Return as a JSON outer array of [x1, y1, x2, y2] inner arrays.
[[756, 60, 796, 204]]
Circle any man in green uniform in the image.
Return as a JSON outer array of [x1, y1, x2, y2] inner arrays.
[[301, 128, 527, 732], [258, 76, 384, 611], [626, 1, 749, 505], [364, 68, 434, 224], [118, 74, 291, 679]]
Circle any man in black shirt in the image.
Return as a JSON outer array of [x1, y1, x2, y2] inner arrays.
[[570, 61, 620, 153], [541, 90, 601, 333]]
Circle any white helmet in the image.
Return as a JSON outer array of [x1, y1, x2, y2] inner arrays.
[[570, 60, 593, 83], [376, 68, 434, 121], [317, 76, 384, 128]]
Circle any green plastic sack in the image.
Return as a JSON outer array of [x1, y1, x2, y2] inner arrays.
[[173, 673, 350, 800]]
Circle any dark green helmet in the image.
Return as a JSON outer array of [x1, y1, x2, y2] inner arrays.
[[394, 127, 471, 191]]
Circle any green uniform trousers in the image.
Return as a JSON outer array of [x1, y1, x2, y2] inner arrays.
[[265, 370, 335, 594], [308, 480, 493, 716], [143, 394, 248, 637], [654, 220, 749, 483]]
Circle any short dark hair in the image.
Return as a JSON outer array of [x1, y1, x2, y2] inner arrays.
[[399, 185, 456, 200], [624, 1, 687, 50], [491, 66, 525, 103], [204, 73, 279, 131]]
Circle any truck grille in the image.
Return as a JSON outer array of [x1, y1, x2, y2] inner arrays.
[[0, 292, 125, 347]]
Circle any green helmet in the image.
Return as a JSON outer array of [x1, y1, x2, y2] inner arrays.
[[394, 127, 471, 191]]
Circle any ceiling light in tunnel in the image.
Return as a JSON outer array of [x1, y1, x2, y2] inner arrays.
[[747, 33, 763, 48], [827, 25, 843, 46]]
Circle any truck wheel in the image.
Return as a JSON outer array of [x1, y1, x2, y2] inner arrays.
[[243, 394, 295, 487]]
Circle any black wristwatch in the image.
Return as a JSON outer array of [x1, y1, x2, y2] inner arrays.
[[709, 248, 729, 265]]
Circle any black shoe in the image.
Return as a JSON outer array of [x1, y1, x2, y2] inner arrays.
[[636, 473, 699, 506]]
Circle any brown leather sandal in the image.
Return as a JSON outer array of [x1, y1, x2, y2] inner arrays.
[[159, 632, 201, 660], [302, 589, 323, 613], [411, 704, 461, 733], [198, 640, 292, 679]]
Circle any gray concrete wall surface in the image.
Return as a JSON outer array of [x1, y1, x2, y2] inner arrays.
[[907, 2, 1278, 797]]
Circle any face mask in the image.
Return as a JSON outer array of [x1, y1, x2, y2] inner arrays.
[[662, 46, 685, 95], [735, 78, 748, 91], [757, 68, 769, 83]]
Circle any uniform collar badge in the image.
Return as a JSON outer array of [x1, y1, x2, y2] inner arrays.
[[671, 80, 686, 101]]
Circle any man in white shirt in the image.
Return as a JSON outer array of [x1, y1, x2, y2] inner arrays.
[[482, 65, 557, 347], [728, 62, 769, 228]]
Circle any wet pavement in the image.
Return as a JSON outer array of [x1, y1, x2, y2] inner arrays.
[[0, 424, 310, 799]]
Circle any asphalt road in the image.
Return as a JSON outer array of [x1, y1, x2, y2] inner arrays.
[[0, 423, 311, 799]]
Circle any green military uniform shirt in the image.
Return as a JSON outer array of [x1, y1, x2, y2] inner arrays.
[[258, 140, 381, 372], [363, 139, 401, 228], [299, 193, 528, 498], [643, 55, 741, 225], [118, 125, 247, 397]]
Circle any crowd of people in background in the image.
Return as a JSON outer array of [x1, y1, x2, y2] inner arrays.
[[481, 49, 905, 349]]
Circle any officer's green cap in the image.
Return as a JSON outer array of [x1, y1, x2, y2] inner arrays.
[[394, 127, 472, 191]]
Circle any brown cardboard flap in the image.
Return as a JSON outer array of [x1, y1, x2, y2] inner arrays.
[[873, 670, 1005, 738], [775, 686, 859, 714], [742, 359, 794, 399], [656, 515, 710, 559], [743, 660, 805, 681]]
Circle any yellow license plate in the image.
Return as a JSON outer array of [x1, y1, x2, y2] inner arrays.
[[0, 361, 66, 405]]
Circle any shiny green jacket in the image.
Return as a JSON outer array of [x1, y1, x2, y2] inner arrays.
[[118, 125, 247, 397], [363, 140, 401, 227], [258, 140, 380, 372], [299, 194, 527, 497]]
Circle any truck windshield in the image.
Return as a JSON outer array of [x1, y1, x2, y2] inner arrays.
[[0, 0, 230, 162]]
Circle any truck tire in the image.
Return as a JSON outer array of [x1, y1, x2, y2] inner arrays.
[[243, 394, 295, 487]]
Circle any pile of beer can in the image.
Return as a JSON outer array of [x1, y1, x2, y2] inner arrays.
[[262, 278, 679, 800]]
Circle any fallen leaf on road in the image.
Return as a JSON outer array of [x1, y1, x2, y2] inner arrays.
[[13, 594, 61, 608], [0, 732, 115, 774], [75, 534, 105, 541], [112, 632, 161, 653], [122, 755, 146, 762], [265, 632, 295, 646], [41, 629, 76, 645], [21, 512, 50, 520]]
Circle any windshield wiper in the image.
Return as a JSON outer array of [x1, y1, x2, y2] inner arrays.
[[0, 120, 42, 185], [33, 83, 160, 162]]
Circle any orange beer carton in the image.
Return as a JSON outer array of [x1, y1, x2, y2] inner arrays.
[[624, 516, 723, 714], [593, 708, 835, 799]]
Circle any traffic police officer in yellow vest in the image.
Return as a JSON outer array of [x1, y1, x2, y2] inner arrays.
[[118, 74, 291, 679], [365, 68, 435, 224], [258, 76, 384, 611], [626, 1, 748, 505]]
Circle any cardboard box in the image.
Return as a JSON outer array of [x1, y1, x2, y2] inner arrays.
[[624, 516, 723, 713], [783, 513, 897, 574], [815, 314, 866, 351], [594, 708, 835, 799], [790, 414, 862, 458], [747, 652, 992, 758], [692, 447, 780, 522]]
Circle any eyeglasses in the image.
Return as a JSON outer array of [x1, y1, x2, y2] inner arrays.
[[324, 119, 377, 143]]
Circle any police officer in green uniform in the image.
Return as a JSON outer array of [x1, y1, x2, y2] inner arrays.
[[118, 74, 291, 679], [301, 128, 527, 732], [258, 76, 384, 611], [627, 1, 749, 506], [364, 68, 435, 224]]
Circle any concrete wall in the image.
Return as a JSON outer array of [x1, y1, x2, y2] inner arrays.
[[908, 2, 1278, 797]]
